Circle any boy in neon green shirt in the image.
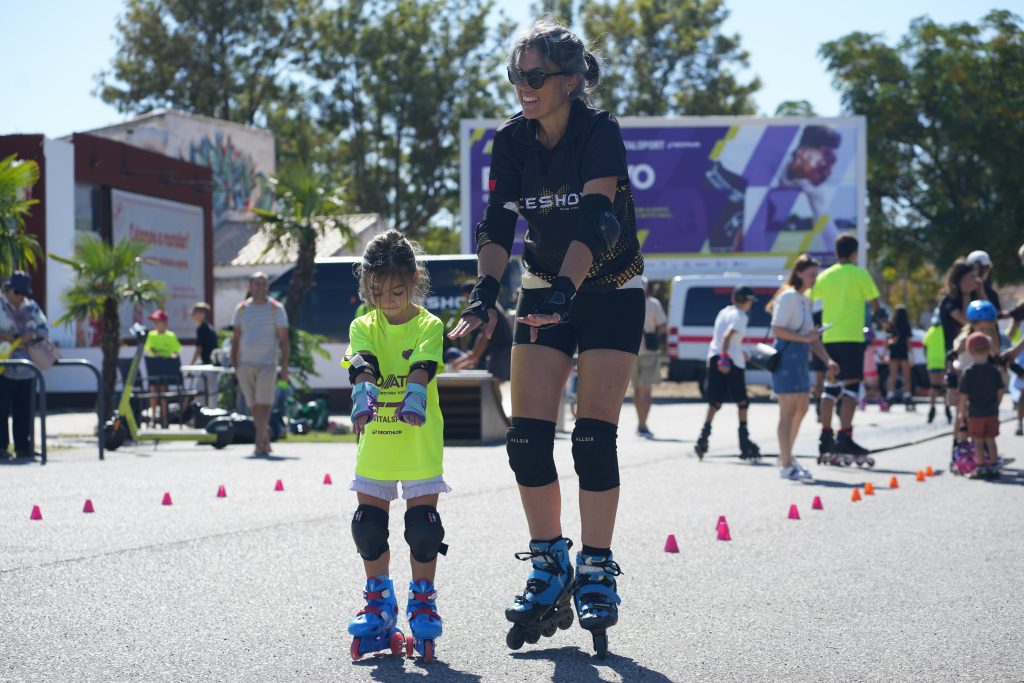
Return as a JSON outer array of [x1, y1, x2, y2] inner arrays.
[[922, 317, 952, 424], [342, 230, 446, 662], [143, 309, 181, 424], [809, 233, 883, 463]]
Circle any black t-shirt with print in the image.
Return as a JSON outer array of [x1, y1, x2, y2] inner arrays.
[[196, 322, 218, 365], [483, 99, 644, 293], [959, 361, 1003, 417]]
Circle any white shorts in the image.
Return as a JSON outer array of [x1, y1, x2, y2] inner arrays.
[[349, 474, 451, 502]]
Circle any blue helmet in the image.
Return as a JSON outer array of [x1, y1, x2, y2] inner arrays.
[[966, 300, 996, 321]]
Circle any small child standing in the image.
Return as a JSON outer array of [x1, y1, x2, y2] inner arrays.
[[143, 309, 181, 424], [695, 286, 760, 460], [343, 230, 448, 662], [957, 332, 1004, 480], [886, 305, 914, 410], [922, 311, 951, 424]]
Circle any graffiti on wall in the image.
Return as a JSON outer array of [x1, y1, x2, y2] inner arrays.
[[188, 133, 273, 219]]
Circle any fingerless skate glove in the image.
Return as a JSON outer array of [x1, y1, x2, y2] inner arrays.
[[461, 275, 500, 325], [534, 276, 576, 329]]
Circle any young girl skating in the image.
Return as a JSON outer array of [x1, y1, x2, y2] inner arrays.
[[344, 230, 448, 663]]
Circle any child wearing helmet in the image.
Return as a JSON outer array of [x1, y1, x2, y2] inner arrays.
[[950, 300, 1002, 453]]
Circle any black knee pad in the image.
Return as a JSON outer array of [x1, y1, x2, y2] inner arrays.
[[709, 402, 722, 410], [822, 384, 842, 402], [572, 418, 619, 492], [404, 505, 448, 563], [507, 417, 557, 487], [737, 400, 750, 410], [843, 382, 861, 400], [351, 504, 389, 561]]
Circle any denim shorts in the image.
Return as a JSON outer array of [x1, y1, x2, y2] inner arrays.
[[771, 341, 810, 394], [349, 474, 451, 502]]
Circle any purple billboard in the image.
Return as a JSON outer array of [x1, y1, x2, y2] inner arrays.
[[460, 117, 866, 277]]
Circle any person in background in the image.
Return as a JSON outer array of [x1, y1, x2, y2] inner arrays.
[[966, 250, 1003, 315], [958, 332, 1004, 480], [632, 277, 666, 437], [190, 302, 217, 365], [0, 271, 48, 459], [885, 305, 914, 410], [452, 282, 512, 383], [938, 260, 982, 430], [144, 309, 181, 425], [922, 310, 951, 424]]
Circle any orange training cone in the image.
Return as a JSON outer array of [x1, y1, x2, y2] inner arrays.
[[30, 505, 42, 520], [323, 473, 333, 485], [83, 499, 95, 513], [890, 476, 899, 489], [851, 488, 862, 502], [811, 495, 824, 510], [864, 482, 875, 496], [787, 504, 800, 520], [716, 518, 731, 541], [664, 534, 680, 553], [274, 479, 284, 492], [925, 465, 935, 477], [217, 485, 227, 498], [916, 470, 926, 482], [162, 492, 173, 506]]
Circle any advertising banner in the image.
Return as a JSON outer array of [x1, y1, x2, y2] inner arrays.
[[460, 117, 866, 277], [111, 189, 206, 338]]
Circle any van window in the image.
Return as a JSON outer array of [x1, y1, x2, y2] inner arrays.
[[681, 287, 775, 328]]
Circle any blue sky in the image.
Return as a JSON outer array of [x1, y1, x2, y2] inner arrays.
[[1, 1, 1019, 137]]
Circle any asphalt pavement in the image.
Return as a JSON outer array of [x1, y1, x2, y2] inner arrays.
[[2, 399, 1022, 682]]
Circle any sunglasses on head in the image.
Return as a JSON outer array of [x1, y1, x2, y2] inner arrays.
[[507, 66, 567, 89]]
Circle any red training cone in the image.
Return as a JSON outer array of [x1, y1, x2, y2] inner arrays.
[[83, 499, 95, 513], [30, 505, 42, 520], [274, 479, 284, 492], [811, 495, 824, 510], [663, 534, 680, 553], [787, 504, 800, 520], [716, 515, 726, 531], [916, 470, 926, 482], [323, 473, 333, 485], [216, 485, 227, 498], [162, 492, 173, 506], [864, 482, 875, 496], [716, 518, 731, 541]]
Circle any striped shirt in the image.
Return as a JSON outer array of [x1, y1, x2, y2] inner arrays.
[[231, 297, 288, 366]]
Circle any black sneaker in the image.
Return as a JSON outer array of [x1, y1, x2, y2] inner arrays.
[[944, 406, 953, 424], [927, 406, 936, 424]]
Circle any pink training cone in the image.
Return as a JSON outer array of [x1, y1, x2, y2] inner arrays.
[[663, 534, 680, 553], [274, 479, 284, 492], [217, 485, 227, 498], [30, 505, 42, 520], [323, 473, 333, 485], [716, 515, 726, 531], [716, 519, 731, 541], [83, 499, 95, 513], [811, 495, 824, 510], [788, 504, 800, 520], [162, 492, 173, 506]]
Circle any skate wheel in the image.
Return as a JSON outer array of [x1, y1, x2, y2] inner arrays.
[[405, 634, 415, 658], [351, 637, 363, 661], [506, 626, 525, 650], [558, 609, 574, 630], [592, 632, 609, 659], [525, 630, 541, 644], [389, 631, 404, 656], [422, 639, 434, 664], [542, 623, 557, 637]]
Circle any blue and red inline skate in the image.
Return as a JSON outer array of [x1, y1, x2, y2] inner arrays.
[[348, 576, 406, 660], [404, 579, 442, 663]]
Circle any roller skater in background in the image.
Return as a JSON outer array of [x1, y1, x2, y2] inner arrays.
[[922, 311, 952, 424], [344, 231, 450, 663], [886, 306, 915, 411], [810, 233, 885, 467], [697, 286, 761, 461], [449, 19, 645, 659]]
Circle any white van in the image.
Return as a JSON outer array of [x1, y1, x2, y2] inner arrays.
[[666, 273, 785, 393]]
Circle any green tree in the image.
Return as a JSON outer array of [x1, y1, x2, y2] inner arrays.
[[579, 0, 760, 116], [52, 238, 166, 418], [307, 0, 515, 236], [96, 0, 318, 125], [820, 10, 1024, 281], [774, 100, 817, 117], [0, 155, 43, 278]]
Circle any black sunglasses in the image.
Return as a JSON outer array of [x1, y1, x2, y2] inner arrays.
[[507, 66, 567, 89]]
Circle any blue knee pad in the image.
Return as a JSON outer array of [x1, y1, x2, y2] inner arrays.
[[507, 417, 557, 487], [571, 418, 619, 492]]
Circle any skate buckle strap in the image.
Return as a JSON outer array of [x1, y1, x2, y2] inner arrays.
[[411, 591, 436, 602], [356, 606, 383, 617], [410, 608, 441, 621], [363, 588, 389, 600]]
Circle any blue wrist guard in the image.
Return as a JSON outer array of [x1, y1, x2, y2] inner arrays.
[[397, 382, 428, 424], [351, 382, 379, 424]]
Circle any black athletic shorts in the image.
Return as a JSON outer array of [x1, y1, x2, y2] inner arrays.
[[705, 357, 748, 404], [810, 354, 825, 372], [513, 286, 645, 357], [824, 342, 865, 382]]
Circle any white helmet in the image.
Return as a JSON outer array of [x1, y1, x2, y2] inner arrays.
[[966, 250, 992, 268]]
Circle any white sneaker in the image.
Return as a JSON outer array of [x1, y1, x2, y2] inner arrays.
[[779, 464, 802, 481], [794, 462, 814, 480]]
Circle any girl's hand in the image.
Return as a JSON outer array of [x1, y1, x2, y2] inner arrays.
[[399, 412, 424, 427], [827, 360, 840, 377], [448, 309, 497, 341], [353, 414, 370, 435]]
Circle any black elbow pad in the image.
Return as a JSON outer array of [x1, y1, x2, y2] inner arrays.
[[476, 203, 518, 255], [409, 360, 438, 382], [574, 194, 620, 259], [348, 352, 381, 384]]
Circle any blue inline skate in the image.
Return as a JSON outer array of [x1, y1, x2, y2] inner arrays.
[[574, 549, 622, 659], [405, 580, 442, 663], [348, 576, 405, 661], [505, 537, 575, 650]]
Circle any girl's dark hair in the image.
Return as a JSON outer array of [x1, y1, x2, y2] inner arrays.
[[508, 19, 601, 105], [354, 229, 430, 306], [942, 259, 974, 299], [890, 305, 912, 337], [766, 253, 819, 313]]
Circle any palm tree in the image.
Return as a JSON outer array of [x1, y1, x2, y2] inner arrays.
[[252, 164, 352, 326], [51, 237, 165, 417], [0, 154, 43, 278]]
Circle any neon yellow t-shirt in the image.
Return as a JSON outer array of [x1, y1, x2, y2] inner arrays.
[[922, 325, 945, 370], [809, 263, 880, 343], [345, 306, 445, 480], [145, 330, 182, 357]]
